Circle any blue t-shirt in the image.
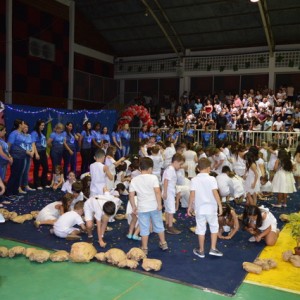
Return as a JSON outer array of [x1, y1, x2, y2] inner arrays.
[[156, 135, 162, 142], [218, 132, 227, 141], [91, 130, 102, 144], [63, 131, 76, 150], [8, 130, 27, 159], [81, 130, 92, 149], [112, 131, 121, 143], [202, 132, 211, 142], [23, 134, 32, 151], [31, 131, 46, 152], [139, 131, 149, 140], [120, 130, 131, 145], [101, 133, 110, 144], [50, 132, 65, 152], [0, 138, 9, 165], [194, 103, 203, 114], [185, 129, 194, 137]]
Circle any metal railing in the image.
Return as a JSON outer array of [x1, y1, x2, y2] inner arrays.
[[130, 127, 300, 150]]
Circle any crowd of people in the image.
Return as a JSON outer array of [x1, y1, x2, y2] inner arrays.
[[0, 86, 299, 258]]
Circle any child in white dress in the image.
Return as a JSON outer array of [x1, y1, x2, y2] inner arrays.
[[272, 150, 296, 207], [244, 152, 259, 206]]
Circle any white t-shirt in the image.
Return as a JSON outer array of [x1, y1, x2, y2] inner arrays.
[[150, 154, 163, 175], [162, 165, 177, 197], [84, 193, 119, 221], [216, 173, 234, 197], [190, 173, 218, 215], [259, 148, 268, 162], [70, 192, 84, 210], [90, 161, 106, 196], [129, 174, 160, 213], [163, 146, 176, 169], [54, 211, 83, 232], [61, 180, 74, 193], [231, 175, 245, 198], [273, 121, 283, 131]]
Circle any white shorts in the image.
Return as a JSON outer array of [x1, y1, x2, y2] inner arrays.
[[54, 227, 80, 238], [164, 197, 175, 214], [36, 211, 59, 222], [83, 202, 95, 222], [195, 214, 219, 235]]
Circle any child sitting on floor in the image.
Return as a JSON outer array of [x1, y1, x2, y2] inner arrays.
[[61, 171, 76, 193], [53, 201, 86, 240], [34, 193, 74, 228], [51, 165, 64, 190], [257, 175, 273, 200]]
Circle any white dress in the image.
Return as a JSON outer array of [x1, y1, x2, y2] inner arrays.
[[272, 167, 296, 193], [183, 150, 197, 178], [232, 155, 246, 177], [293, 153, 300, 177], [36, 201, 61, 222], [244, 166, 260, 195], [105, 156, 116, 190]]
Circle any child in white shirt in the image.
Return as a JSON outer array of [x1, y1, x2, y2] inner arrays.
[[216, 166, 234, 202], [84, 190, 120, 247], [129, 157, 168, 255], [149, 145, 164, 182], [258, 175, 273, 199], [90, 149, 113, 196], [53, 201, 86, 240], [61, 171, 76, 193], [162, 153, 185, 234], [188, 158, 223, 258]]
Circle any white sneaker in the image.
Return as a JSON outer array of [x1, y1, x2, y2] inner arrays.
[[248, 236, 256, 242], [209, 248, 223, 257]]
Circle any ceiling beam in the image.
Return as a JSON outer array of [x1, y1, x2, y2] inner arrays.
[[257, 0, 275, 57], [140, 0, 181, 58]]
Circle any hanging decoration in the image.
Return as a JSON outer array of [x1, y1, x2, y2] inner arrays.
[[118, 105, 153, 127]]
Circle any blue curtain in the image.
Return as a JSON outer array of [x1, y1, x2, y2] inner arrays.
[[4, 104, 117, 134]]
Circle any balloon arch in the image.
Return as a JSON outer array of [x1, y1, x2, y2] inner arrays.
[[118, 105, 153, 127]]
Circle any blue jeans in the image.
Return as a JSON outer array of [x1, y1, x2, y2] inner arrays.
[[122, 141, 130, 157], [63, 149, 76, 178], [0, 164, 7, 181], [50, 150, 63, 173], [20, 156, 31, 186], [6, 157, 25, 195]]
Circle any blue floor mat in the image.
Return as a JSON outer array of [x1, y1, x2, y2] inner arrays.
[[0, 190, 299, 296]]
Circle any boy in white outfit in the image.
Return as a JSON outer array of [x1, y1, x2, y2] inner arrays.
[[129, 157, 168, 255], [84, 189, 119, 247], [53, 201, 86, 240], [90, 149, 113, 196], [162, 153, 185, 234], [188, 158, 223, 258], [216, 166, 234, 202]]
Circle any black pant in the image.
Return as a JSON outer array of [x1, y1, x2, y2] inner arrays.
[[6, 157, 25, 195], [63, 149, 76, 178], [80, 148, 91, 174], [33, 150, 49, 188]]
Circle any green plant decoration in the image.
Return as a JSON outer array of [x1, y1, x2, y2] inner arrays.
[[288, 60, 294, 68], [207, 64, 212, 71], [219, 66, 225, 72], [233, 64, 238, 71]]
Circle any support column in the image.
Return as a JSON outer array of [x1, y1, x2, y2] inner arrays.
[[5, 0, 13, 104], [179, 76, 190, 98], [119, 79, 125, 105], [67, 0, 75, 110], [268, 55, 275, 90]]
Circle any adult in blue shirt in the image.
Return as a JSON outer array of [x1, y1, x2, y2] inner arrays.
[[47, 123, 65, 174], [6, 119, 27, 196], [31, 119, 48, 189], [0, 124, 13, 181], [63, 122, 79, 179], [101, 126, 111, 145], [138, 124, 149, 143], [184, 123, 195, 143], [202, 126, 212, 148], [19, 122, 35, 193], [111, 124, 123, 160], [120, 123, 131, 157], [91, 122, 102, 160], [79, 121, 92, 174]]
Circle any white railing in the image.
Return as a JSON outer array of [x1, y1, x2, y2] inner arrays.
[[130, 127, 300, 150]]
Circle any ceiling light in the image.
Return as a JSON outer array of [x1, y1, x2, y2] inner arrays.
[[250, 0, 259, 2], [144, 10, 149, 17]]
